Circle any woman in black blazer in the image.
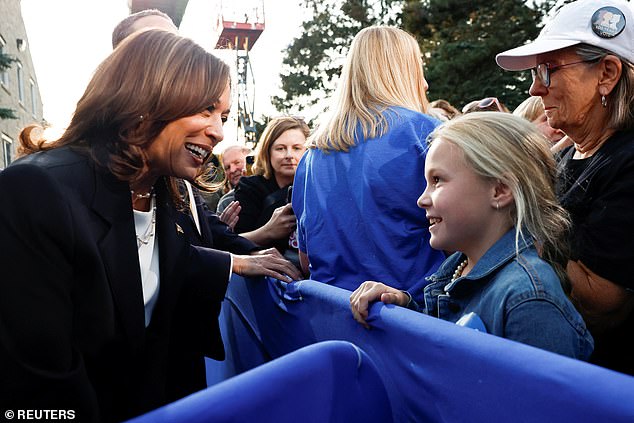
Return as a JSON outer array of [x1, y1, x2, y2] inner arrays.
[[0, 30, 299, 422]]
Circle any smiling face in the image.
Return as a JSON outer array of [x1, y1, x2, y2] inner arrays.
[[528, 47, 602, 137], [222, 147, 247, 188], [269, 128, 307, 187], [417, 138, 498, 257], [144, 83, 231, 181]]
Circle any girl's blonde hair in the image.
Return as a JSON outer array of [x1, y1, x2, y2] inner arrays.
[[308, 26, 429, 152], [429, 112, 571, 289], [252, 116, 310, 180]]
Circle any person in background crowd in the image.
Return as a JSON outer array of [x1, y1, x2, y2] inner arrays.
[[0, 30, 300, 422], [111, 8, 176, 48], [233, 116, 308, 265], [513, 96, 571, 153], [350, 113, 593, 360], [226, 147, 250, 185], [216, 144, 251, 230], [429, 99, 462, 121], [497, 0, 634, 375], [513, 96, 566, 144], [461, 97, 510, 114], [292, 26, 445, 296]]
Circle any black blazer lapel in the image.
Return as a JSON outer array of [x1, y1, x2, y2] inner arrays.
[[92, 170, 146, 351], [155, 182, 189, 306]]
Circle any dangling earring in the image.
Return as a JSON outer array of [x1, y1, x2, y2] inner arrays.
[[496, 201, 500, 211], [601, 95, 607, 108]]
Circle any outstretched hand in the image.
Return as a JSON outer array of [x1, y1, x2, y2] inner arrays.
[[232, 247, 302, 282], [218, 200, 241, 231], [350, 281, 409, 329]]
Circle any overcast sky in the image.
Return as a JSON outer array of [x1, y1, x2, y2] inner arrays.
[[20, 0, 305, 148]]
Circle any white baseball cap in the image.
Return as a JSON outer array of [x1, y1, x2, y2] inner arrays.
[[496, 0, 634, 71]]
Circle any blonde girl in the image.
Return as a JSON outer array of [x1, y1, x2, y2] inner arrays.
[[351, 112, 593, 359]]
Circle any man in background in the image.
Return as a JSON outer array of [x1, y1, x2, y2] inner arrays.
[[217, 144, 251, 214]]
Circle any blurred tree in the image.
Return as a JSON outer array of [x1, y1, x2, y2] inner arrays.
[[0, 52, 17, 120], [404, 0, 557, 110], [275, 0, 560, 115], [272, 0, 400, 113]]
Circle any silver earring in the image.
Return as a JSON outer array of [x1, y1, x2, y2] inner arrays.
[[496, 201, 500, 211], [139, 115, 145, 121], [601, 95, 607, 108]]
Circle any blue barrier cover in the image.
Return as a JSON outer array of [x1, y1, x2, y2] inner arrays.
[[128, 340, 392, 423], [207, 276, 634, 422]]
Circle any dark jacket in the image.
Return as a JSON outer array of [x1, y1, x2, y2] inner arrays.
[[234, 174, 291, 253], [0, 147, 238, 422], [419, 229, 593, 360]]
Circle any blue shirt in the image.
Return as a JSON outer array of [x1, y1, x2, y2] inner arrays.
[[418, 229, 594, 360], [292, 107, 445, 297]]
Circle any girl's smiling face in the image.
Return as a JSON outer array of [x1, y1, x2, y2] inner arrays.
[[417, 138, 499, 258]]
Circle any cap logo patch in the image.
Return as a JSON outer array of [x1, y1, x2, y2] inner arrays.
[[592, 6, 626, 38]]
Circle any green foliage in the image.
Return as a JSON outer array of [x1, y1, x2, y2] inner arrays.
[[0, 52, 16, 70], [0, 108, 18, 120], [254, 116, 269, 143], [276, 0, 560, 115], [403, 0, 555, 110], [272, 0, 400, 113], [0, 51, 17, 121]]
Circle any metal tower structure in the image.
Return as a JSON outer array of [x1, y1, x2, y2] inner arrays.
[[213, 1, 265, 147]]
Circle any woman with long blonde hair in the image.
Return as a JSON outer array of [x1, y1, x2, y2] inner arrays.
[[292, 26, 445, 296]]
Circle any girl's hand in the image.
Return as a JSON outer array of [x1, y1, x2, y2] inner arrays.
[[350, 281, 409, 329]]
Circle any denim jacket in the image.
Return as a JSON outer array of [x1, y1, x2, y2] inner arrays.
[[413, 229, 594, 360]]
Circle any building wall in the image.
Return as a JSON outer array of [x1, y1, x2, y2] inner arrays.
[[0, 0, 44, 169]]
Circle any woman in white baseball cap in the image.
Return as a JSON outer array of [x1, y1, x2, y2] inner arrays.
[[497, 0, 634, 376]]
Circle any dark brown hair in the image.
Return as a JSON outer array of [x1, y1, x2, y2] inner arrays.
[[19, 29, 230, 205]]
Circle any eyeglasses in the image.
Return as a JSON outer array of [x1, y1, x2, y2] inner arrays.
[[462, 97, 505, 114], [531, 59, 599, 87]]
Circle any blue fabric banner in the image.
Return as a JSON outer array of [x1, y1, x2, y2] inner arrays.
[[128, 340, 391, 423], [206, 276, 634, 422]]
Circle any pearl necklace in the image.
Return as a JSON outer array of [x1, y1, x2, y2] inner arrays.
[[451, 259, 468, 282], [136, 195, 156, 246], [131, 188, 154, 201]]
